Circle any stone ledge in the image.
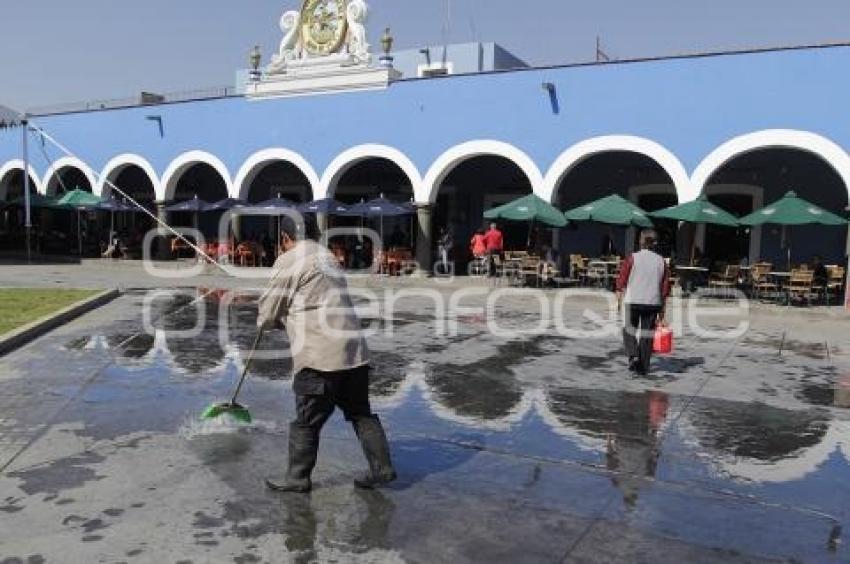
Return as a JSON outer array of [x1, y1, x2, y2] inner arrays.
[[245, 65, 400, 99], [0, 288, 120, 357]]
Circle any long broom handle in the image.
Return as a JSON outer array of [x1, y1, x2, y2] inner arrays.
[[230, 328, 264, 405]]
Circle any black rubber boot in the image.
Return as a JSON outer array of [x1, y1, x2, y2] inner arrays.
[[266, 423, 318, 493], [352, 415, 397, 489]]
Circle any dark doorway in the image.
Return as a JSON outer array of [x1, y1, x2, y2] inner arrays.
[[434, 156, 533, 272]]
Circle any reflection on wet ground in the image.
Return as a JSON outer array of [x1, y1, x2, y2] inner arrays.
[[2, 289, 849, 561]]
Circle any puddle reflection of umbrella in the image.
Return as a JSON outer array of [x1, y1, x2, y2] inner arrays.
[[739, 191, 848, 270], [54, 188, 104, 256]]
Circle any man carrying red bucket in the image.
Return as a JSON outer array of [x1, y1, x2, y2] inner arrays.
[[616, 229, 672, 375]]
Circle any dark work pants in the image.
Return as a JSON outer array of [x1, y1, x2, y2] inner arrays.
[[487, 250, 502, 277], [293, 365, 373, 431], [623, 304, 661, 373]]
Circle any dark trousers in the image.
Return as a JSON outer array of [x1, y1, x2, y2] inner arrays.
[[487, 249, 502, 277], [623, 304, 661, 373], [293, 365, 373, 431]]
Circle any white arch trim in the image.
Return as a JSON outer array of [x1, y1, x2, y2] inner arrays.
[[160, 150, 233, 202], [42, 156, 98, 196], [97, 153, 160, 199], [0, 160, 44, 197], [691, 129, 850, 203], [320, 144, 422, 201], [233, 148, 320, 201], [422, 140, 544, 204], [542, 135, 691, 204]]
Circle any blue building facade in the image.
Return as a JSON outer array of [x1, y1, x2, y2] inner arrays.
[[1, 43, 849, 267]]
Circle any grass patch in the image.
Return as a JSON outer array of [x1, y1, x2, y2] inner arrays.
[[0, 289, 101, 336]]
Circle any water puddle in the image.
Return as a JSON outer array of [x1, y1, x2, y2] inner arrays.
[[797, 374, 850, 409], [42, 288, 850, 561]]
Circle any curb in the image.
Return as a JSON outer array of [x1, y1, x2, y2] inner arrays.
[[0, 288, 121, 357]]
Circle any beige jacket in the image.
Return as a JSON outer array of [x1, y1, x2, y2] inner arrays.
[[257, 240, 368, 374]]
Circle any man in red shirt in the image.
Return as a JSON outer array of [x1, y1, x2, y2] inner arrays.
[[482, 222, 504, 277], [616, 230, 671, 375]]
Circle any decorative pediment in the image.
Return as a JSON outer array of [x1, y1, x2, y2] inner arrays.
[[247, 0, 399, 99], [267, 0, 371, 75]]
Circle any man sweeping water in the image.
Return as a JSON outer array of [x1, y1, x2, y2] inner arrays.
[[257, 215, 396, 492]]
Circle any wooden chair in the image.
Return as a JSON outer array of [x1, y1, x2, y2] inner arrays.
[[469, 256, 488, 277], [786, 269, 815, 305], [235, 243, 257, 267], [569, 254, 587, 284], [386, 248, 415, 276], [505, 250, 528, 262], [584, 260, 609, 289], [708, 265, 740, 297], [826, 266, 846, 305], [373, 250, 389, 275], [750, 263, 778, 300], [518, 255, 542, 287]]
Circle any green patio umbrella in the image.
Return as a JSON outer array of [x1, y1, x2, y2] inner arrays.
[[55, 188, 103, 208], [562, 194, 652, 256], [55, 188, 104, 257], [650, 194, 739, 227], [484, 194, 567, 248], [649, 194, 739, 263], [483, 194, 567, 227], [9, 193, 61, 208], [563, 194, 653, 227], [739, 191, 847, 269]]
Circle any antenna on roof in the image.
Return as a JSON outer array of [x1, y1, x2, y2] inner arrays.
[[596, 35, 611, 62], [442, 0, 451, 65]]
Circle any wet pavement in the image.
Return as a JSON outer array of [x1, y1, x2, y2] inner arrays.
[[0, 285, 849, 563]]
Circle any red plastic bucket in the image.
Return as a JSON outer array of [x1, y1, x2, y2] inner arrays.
[[653, 324, 673, 355]]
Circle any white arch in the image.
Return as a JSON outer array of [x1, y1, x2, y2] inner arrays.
[[542, 135, 691, 203], [320, 144, 422, 201], [160, 150, 233, 202], [0, 160, 43, 198], [692, 129, 850, 202], [421, 140, 544, 204], [233, 148, 320, 201], [97, 154, 160, 200], [42, 156, 98, 196]]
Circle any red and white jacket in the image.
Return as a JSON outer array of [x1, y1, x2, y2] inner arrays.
[[616, 250, 671, 306]]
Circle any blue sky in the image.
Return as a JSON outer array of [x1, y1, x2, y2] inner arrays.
[[2, 0, 848, 112]]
